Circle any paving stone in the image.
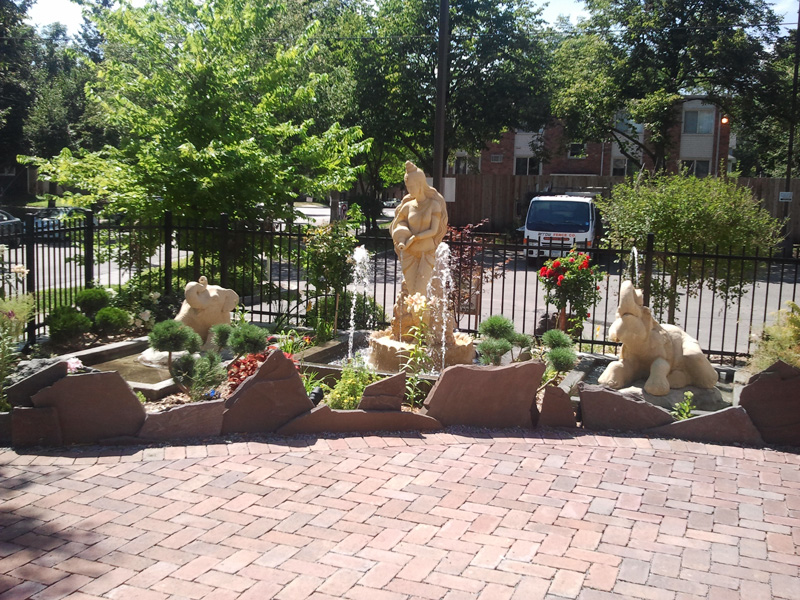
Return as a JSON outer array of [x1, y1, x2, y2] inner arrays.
[[0, 428, 797, 600]]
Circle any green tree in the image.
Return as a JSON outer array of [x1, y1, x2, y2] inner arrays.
[[597, 174, 783, 322], [0, 0, 35, 171], [338, 0, 551, 206], [22, 0, 369, 231], [550, 0, 781, 172]]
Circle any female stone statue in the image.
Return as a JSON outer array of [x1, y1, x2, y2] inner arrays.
[[391, 161, 449, 296]]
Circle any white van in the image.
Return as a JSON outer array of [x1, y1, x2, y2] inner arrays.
[[522, 193, 599, 265]]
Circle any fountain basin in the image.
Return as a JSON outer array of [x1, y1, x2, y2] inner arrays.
[[367, 328, 475, 373]]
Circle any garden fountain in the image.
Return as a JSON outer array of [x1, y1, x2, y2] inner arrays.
[[367, 161, 474, 372]]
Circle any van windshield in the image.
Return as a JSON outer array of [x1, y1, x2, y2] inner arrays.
[[526, 200, 591, 233]]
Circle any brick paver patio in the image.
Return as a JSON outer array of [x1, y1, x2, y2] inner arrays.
[[0, 429, 798, 600]]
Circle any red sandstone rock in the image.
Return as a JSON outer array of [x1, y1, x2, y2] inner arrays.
[[358, 372, 405, 411], [12, 406, 62, 447], [6, 361, 68, 408], [423, 361, 545, 428], [738, 361, 800, 446], [139, 400, 225, 441], [222, 350, 314, 434], [30, 372, 146, 444], [579, 383, 674, 432], [646, 406, 763, 445], [277, 404, 441, 435], [539, 386, 577, 428]]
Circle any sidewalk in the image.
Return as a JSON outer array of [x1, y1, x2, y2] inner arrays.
[[0, 429, 797, 600]]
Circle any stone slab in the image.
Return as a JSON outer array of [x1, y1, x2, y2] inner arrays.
[[30, 371, 146, 444], [737, 360, 800, 447], [139, 399, 225, 441], [6, 361, 68, 408], [579, 383, 674, 432], [277, 404, 442, 435], [222, 350, 314, 434], [423, 361, 545, 428], [539, 385, 578, 429], [0, 412, 10, 445], [358, 372, 405, 411], [620, 382, 728, 411], [12, 406, 62, 447], [646, 406, 764, 446]]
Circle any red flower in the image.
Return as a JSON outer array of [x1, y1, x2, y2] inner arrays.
[[539, 266, 547, 276], [581, 260, 590, 269], [569, 257, 575, 263], [557, 275, 565, 285], [586, 312, 591, 318], [552, 260, 561, 268], [596, 285, 600, 290], [546, 268, 554, 277]]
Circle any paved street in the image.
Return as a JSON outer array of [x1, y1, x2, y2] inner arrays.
[[0, 429, 798, 599]]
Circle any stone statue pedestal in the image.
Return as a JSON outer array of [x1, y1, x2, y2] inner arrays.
[[367, 327, 475, 373]]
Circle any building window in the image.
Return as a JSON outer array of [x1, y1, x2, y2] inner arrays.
[[454, 157, 468, 174], [683, 110, 714, 134], [568, 143, 586, 159], [490, 154, 504, 163], [515, 156, 540, 175], [682, 159, 710, 177], [612, 158, 627, 177]]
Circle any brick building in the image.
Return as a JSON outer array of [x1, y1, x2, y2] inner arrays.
[[451, 97, 732, 179]]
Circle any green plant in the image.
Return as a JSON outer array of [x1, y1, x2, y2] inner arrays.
[[0, 295, 35, 411], [671, 391, 696, 421], [75, 287, 111, 319], [135, 391, 147, 404], [148, 319, 202, 370], [535, 328, 578, 391], [228, 323, 267, 360], [93, 307, 131, 337], [171, 351, 227, 402], [322, 357, 380, 410], [274, 329, 313, 356], [541, 329, 574, 349], [538, 249, 604, 335], [477, 337, 513, 366], [302, 205, 366, 331], [479, 314, 516, 341], [546, 346, 578, 373], [210, 324, 233, 350], [747, 301, 800, 371], [403, 321, 436, 406], [305, 291, 386, 332], [300, 369, 324, 396], [46, 306, 92, 346]]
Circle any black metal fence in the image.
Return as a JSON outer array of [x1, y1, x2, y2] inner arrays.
[[3, 209, 800, 364]]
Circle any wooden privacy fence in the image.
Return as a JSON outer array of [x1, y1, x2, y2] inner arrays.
[[448, 174, 800, 242]]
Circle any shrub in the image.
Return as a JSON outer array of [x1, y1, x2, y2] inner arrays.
[[171, 351, 227, 402], [93, 307, 131, 336], [479, 315, 516, 341], [46, 306, 92, 345], [228, 323, 267, 358], [747, 301, 800, 371], [305, 291, 385, 331], [538, 249, 603, 334], [148, 319, 202, 370], [75, 288, 111, 319], [210, 323, 233, 349], [541, 329, 574, 349], [323, 358, 380, 410], [477, 337, 513, 366], [546, 346, 577, 372]]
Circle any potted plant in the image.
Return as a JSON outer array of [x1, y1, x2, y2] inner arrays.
[[538, 249, 604, 335]]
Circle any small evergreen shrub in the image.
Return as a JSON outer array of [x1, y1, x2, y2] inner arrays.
[[46, 306, 92, 345], [148, 320, 203, 354], [171, 351, 227, 402], [75, 288, 110, 318], [477, 337, 513, 366], [479, 315, 516, 341], [546, 346, 577, 372], [93, 307, 131, 336], [210, 323, 233, 349], [541, 328, 574, 349], [228, 323, 267, 358]]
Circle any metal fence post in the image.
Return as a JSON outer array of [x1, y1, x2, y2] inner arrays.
[[24, 214, 36, 346], [164, 211, 173, 297], [220, 213, 229, 289], [642, 232, 655, 306], [84, 209, 95, 288]]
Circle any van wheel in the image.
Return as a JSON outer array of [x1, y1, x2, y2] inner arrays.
[[527, 256, 540, 268]]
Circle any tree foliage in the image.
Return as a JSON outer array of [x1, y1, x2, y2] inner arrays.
[[22, 0, 369, 227], [550, 0, 781, 171], [597, 174, 784, 321]]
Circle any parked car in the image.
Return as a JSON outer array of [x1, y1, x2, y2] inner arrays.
[[0, 210, 23, 248], [383, 198, 400, 208], [33, 207, 96, 241]]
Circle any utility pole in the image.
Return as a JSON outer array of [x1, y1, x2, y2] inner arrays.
[[432, 0, 449, 191], [783, 0, 800, 255]]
